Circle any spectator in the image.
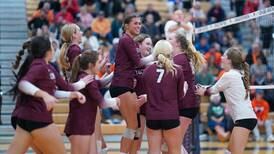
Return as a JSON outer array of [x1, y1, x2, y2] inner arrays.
[[164, 9, 194, 41], [207, 0, 226, 23], [207, 53, 221, 77], [91, 11, 112, 43], [28, 10, 49, 30], [250, 56, 268, 85], [78, 5, 94, 30], [109, 38, 119, 64], [190, 1, 206, 27], [82, 27, 100, 51], [141, 14, 160, 43], [245, 42, 268, 66], [55, 8, 74, 25], [195, 36, 210, 54], [61, 0, 80, 18], [233, 0, 245, 16], [204, 43, 222, 67], [96, 0, 111, 17], [142, 3, 161, 23], [252, 90, 274, 142], [51, 39, 61, 64], [31, 2, 54, 24], [210, 0, 233, 16], [111, 12, 124, 38], [243, 0, 259, 15], [124, 3, 137, 15], [207, 93, 230, 142], [195, 63, 215, 85]]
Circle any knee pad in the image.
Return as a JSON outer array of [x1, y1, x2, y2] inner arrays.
[[134, 128, 142, 140], [161, 143, 168, 152], [101, 147, 108, 154], [96, 140, 102, 153], [123, 128, 136, 140], [224, 149, 231, 154]]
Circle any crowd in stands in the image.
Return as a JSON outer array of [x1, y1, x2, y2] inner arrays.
[[27, 0, 274, 141]]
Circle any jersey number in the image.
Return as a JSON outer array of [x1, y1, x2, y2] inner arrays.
[[156, 69, 164, 83]]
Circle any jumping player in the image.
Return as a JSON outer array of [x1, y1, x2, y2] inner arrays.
[[109, 14, 154, 153]]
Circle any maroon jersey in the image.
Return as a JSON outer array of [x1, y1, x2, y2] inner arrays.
[[143, 63, 185, 120], [173, 53, 198, 109], [111, 33, 141, 89], [67, 44, 81, 67], [135, 66, 146, 115], [12, 59, 73, 123], [65, 71, 103, 135]]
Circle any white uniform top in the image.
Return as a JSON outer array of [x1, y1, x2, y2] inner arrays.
[[164, 20, 194, 41], [209, 69, 257, 122]]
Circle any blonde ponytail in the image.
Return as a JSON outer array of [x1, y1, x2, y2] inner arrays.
[[158, 54, 177, 76], [187, 42, 205, 71], [59, 42, 70, 71], [175, 30, 205, 72]]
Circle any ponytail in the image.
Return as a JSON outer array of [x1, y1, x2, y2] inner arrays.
[[59, 42, 70, 71], [10, 40, 33, 99], [242, 62, 250, 99], [175, 30, 205, 72], [70, 55, 81, 83], [70, 51, 99, 82], [186, 42, 205, 71], [158, 54, 177, 76]]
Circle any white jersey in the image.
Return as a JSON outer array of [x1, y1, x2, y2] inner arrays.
[[164, 20, 194, 41], [209, 69, 257, 122]]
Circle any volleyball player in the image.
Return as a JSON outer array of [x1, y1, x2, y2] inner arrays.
[[109, 14, 154, 153], [167, 30, 205, 153], [143, 40, 185, 154], [8, 36, 86, 154], [196, 47, 257, 154], [130, 34, 153, 154], [64, 51, 120, 154]]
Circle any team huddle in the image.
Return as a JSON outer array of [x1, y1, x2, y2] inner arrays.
[[7, 13, 257, 154]]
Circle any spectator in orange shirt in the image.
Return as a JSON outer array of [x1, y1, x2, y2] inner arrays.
[[91, 11, 112, 43], [252, 89, 274, 142], [31, 2, 54, 24], [204, 43, 222, 67]]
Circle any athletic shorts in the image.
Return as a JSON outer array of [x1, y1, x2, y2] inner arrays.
[[146, 119, 180, 130], [11, 117, 51, 133], [179, 107, 199, 119], [109, 86, 134, 97], [234, 118, 257, 131]]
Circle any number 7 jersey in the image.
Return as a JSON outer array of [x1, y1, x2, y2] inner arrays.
[[142, 63, 185, 120]]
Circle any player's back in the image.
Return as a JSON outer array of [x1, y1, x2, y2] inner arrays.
[[143, 63, 185, 120]]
